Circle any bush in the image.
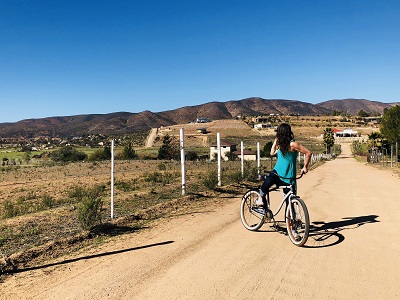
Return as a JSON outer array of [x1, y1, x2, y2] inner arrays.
[[50, 146, 87, 162], [185, 151, 199, 161], [78, 196, 103, 230], [201, 169, 218, 190], [143, 171, 173, 185], [41, 194, 55, 208], [3, 200, 17, 218], [88, 146, 111, 161], [115, 179, 138, 192], [226, 170, 243, 184], [122, 142, 137, 160], [68, 185, 106, 202]]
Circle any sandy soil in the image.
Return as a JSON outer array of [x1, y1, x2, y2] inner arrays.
[[1, 143, 400, 299]]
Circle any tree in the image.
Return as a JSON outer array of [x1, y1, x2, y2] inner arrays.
[[157, 135, 179, 160], [50, 146, 87, 162], [122, 142, 137, 160], [88, 146, 111, 161], [323, 128, 335, 154], [368, 132, 389, 152], [380, 105, 400, 144], [225, 151, 238, 161], [357, 109, 370, 118], [185, 151, 199, 161], [262, 141, 273, 157]]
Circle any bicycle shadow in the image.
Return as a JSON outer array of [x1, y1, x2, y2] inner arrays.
[[304, 215, 380, 248]]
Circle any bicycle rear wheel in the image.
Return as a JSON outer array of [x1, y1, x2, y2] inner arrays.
[[240, 190, 265, 231], [286, 197, 309, 246]]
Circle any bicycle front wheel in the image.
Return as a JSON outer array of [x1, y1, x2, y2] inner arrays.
[[240, 190, 265, 231], [286, 197, 309, 246]]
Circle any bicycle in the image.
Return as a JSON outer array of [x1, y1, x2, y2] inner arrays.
[[240, 172, 310, 247]]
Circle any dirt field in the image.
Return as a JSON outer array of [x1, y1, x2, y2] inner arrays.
[[1, 142, 399, 299]]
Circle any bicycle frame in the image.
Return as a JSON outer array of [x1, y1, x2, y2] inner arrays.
[[262, 171, 304, 221], [266, 185, 295, 219]]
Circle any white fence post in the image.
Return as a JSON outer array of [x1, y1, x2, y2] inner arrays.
[[110, 139, 114, 219], [180, 128, 186, 195], [257, 142, 261, 175], [217, 132, 221, 186], [241, 141, 244, 177]]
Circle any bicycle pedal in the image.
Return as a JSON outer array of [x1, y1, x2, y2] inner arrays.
[[251, 207, 266, 215]]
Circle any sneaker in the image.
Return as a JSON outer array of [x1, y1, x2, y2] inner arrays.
[[255, 196, 264, 206]]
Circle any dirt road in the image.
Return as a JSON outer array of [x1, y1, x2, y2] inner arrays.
[[2, 143, 400, 299]]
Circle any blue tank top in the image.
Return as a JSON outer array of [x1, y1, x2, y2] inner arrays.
[[274, 148, 298, 184]]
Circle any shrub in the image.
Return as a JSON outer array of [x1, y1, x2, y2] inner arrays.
[[143, 171, 173, 185], [201, 169, 218, 190], [78, 196, 103, 230], [88, 146, 111, 161], [115, 179, 138, 192], [50, 146, 87, 162], [68, 185, 106, 202], [3, 200, 17, 218], [185, 151, 199, 161], [227, 170, 243, 184], [122, 142, 137, 160], [41, 194, 55, 208]]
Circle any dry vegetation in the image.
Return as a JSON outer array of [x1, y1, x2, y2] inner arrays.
[[0, 158, 265, 275], [0, 118, 374, 276]]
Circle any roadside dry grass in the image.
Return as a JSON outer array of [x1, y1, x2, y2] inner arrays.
[[0, 158, 264, 275]]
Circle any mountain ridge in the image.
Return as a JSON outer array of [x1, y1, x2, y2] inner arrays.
[[0, 98, 398, 138]]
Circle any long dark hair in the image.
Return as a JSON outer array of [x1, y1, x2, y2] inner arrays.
[[276, 123, 294, 155]]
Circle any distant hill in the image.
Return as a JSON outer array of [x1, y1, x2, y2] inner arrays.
[[0, 97, 398, 138], [316, 98, 397, 116]]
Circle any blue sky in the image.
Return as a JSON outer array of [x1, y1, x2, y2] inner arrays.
[[1, 0, 399, 122]]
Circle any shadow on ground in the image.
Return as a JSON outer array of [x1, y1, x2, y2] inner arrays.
[[304, 214, 380, 248], [3, 240, 174, 275]]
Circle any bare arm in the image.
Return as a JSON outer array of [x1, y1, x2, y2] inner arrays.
[[290, 141, 312, 173], [270, 138, 279, 156]]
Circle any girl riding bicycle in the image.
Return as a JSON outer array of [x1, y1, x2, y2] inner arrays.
[[256, 123, 312, 205]]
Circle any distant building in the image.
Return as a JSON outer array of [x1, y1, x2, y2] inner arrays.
[[363, 116, 382, 124], [233, 149, 257, 161], [209, 140, 237, 161], [196, 117, 211, 123], [333, 128, 358, 137], [254, 123, 273, 129]]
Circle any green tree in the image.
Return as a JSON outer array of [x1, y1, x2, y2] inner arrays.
[[157, 135, 179, 160], [380, 105, 400, 144], [262, 141, 273, 157], [23, 152, 31, 164], [323, 128, 335, 154], [357, 109, 370, 117], [225, 151, 238, 161], [88, 146, 111, 161], [185, 151, 199, 161], [368, 132, 389, 152], [122, 142, 137, 160], [50, 146, 87, 162]]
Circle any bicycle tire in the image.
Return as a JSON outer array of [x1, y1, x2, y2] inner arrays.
[[240, 189, 265, 231], [286, 197, 309, 246]]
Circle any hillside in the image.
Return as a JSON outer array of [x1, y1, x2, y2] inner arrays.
[[316, 98, 397, 115], [0, 97, 397, 138]]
